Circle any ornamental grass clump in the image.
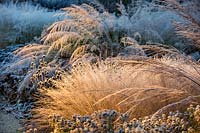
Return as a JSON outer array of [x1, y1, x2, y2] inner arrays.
[[30, 56, 200, 131], [41, 4, 105, 59]]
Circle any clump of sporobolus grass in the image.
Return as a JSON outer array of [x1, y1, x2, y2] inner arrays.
[[29, 52, 200, 131]]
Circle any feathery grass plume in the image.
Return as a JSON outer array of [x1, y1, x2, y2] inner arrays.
[[69, 45, 89, 63], [141, 43, 182, 57], [41, 4, 107, 59], [31, 56, 200, 131], [119, 36, 183, 58], [174, 22, 200, 49], [46, 32, 85, 58], [155, 0, 200, 49]]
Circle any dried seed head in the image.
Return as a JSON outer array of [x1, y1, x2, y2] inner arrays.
[[34, 128, 37, 133]]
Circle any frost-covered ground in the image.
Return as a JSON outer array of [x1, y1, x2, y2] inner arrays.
[[0, 111, 21, 133]]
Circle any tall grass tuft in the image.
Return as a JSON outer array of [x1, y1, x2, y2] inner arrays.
[[31, 57, 200, 130]]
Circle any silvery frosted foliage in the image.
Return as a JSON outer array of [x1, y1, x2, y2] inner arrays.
[[0, 2, 58, 46], [46, 105, 200, 133]]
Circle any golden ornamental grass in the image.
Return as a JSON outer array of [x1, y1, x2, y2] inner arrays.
[[31, 56, 200, 130]]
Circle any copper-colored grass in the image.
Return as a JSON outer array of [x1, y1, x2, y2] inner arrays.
[[32, 57, 200, 130]]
